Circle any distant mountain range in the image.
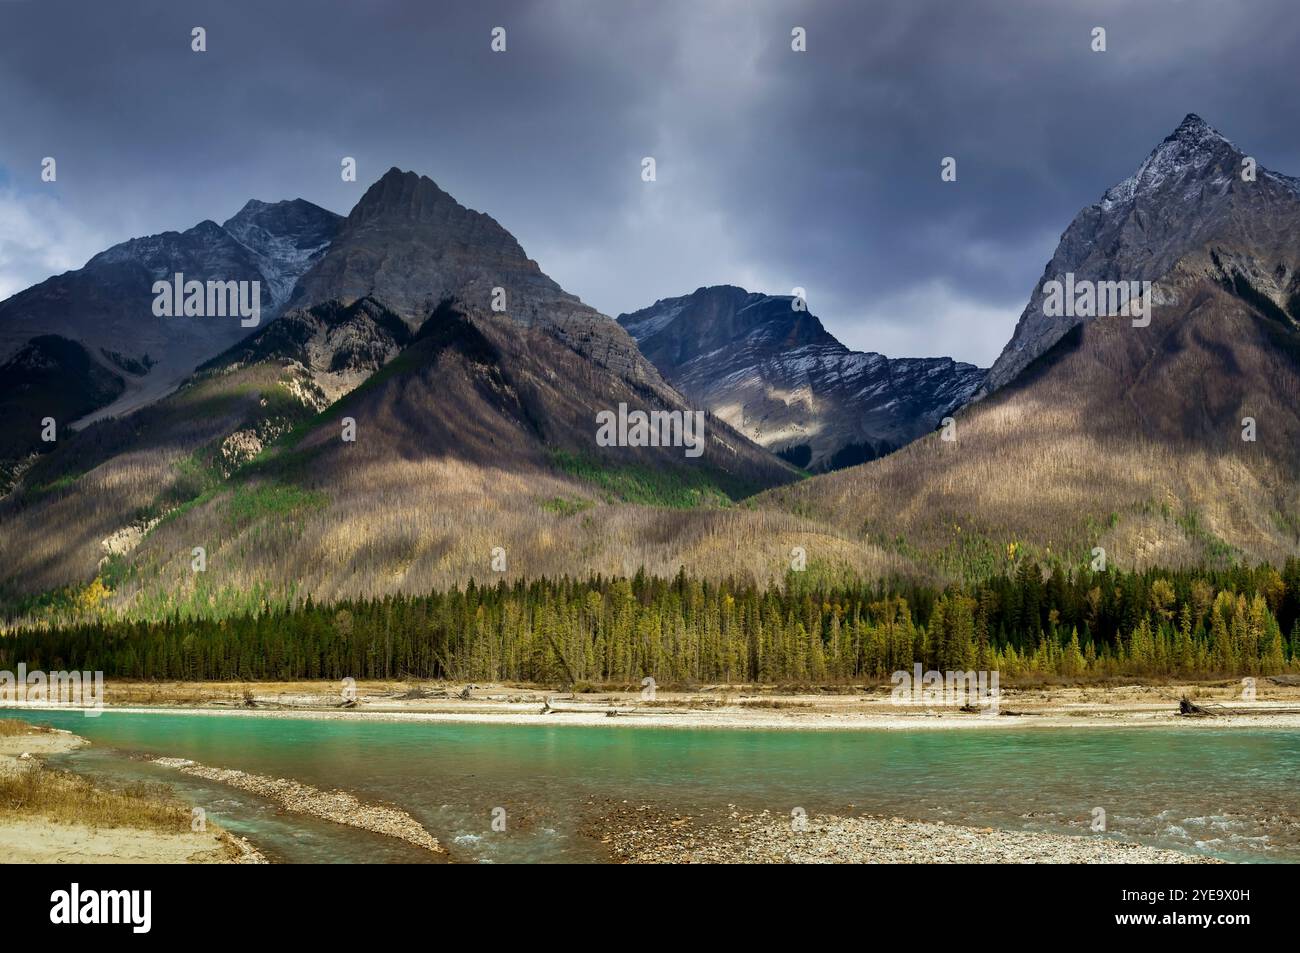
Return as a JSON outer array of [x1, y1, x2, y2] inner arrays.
[[619, 285, 985, 471], [0, 169, 983, 491], [0, 169, 797, 610], [1, 114, 1297, 619]]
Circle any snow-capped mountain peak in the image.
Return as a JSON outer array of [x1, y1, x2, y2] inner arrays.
[[1099, 114, 1240, 211]]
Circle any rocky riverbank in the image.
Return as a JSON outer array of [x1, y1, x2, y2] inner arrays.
[[153, 757, 443, 854], [586, 803, 1222, 864]]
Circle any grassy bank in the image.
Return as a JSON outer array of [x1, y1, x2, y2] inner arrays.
[[0, 719, 262, 863]]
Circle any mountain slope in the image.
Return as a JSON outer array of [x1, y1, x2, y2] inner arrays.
[[767, 116, 1300, 576], [619, 285, 985, 470], [0, 298, 841, 614], [0, 336, 126, 491]]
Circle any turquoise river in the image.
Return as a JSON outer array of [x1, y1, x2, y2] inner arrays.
[[5, 709, 1299, 863]]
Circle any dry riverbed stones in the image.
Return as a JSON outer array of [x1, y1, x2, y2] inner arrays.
[[585, 801, 1221, 864], [153, 757, 442, 854]]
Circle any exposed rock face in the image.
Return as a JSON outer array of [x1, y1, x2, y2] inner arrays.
[[291, 168, 672, 397], [290, 299, 794, 484], [221, 198, 342, 307], [983, 113, 1300, 395], [219, 175, 798, 501], [201, 296, 415, 407], [619, 285, 985, 470]]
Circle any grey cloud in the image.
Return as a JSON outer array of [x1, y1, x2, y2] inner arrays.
[[1, 0, 1297, 364]]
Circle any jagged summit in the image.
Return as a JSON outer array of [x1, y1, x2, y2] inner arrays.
[[1099, 113, 1241, 211], [1169, 113, 1225, 142], [0, 193, 342, 469], [767, 128, 1300, 569], [343, 169, 529, 260], [290, 167, 556, 322], [289, 167, 675, 395], [622, 284, 841, 360], [349, 168, 466, 223], [220, 198, 343, 308], [228, 198, 273, 216], [224, 196, 331, 222], [983, 114, 1300, 394]]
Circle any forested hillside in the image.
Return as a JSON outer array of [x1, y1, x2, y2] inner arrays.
[[8, 562, 1299, 685]]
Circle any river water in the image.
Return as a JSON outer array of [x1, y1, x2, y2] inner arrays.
[[7, 709, 1299, 863]]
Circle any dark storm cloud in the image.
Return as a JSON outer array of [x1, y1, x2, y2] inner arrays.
[[2, 0, 1298, 364]]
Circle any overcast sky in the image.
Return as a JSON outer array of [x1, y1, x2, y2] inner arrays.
[[2, 0, 1299, 365]]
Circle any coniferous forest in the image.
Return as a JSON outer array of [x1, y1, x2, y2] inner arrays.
[[5, 560, 1300, 685]]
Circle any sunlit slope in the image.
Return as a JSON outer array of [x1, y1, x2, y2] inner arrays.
[[765, 266, 1300, 578]]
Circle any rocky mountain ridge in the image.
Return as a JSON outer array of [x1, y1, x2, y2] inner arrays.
[[620, 285, 985, 470]]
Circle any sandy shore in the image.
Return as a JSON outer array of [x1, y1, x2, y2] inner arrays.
[[17, 678, 1299, 731], [586, 803, 1223, 864], [0, 724, 263, 863], [0, 817, 261, 864]]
